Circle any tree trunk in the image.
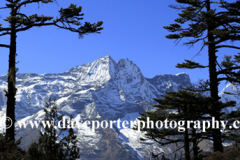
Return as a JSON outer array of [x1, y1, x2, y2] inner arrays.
[[184, 127, 190, 160], [206, 0, 223, 152], [192, 128, 199, 160], [6, 7, 17, 142]]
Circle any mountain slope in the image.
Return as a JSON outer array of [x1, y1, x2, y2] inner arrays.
[[0, 56, 195, 159]]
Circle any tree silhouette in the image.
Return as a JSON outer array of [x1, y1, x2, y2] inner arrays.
[[164, 0, 240, 152], [0, 0, 103, 142]]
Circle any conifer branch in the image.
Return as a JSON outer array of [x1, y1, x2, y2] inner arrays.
[[12, 4, 103, 38], [15, 13, 31, 23], [218, 67, 240, 73], [214, 35, 240, 45], [0, 31, 11, 36], [217, 70, 240, 76], [183, 36, 208, 47], [0, 44, 10, 48], [16, 22, 55, 32], [216, 60, 240, 85], [16, 0, 54, 11], [4, 90, 8, 96], [218, 71, 240, 80], [0, 7, 10, 10], [217, 77, 240, 83], [216, 45, 240, 50], [176, 59, 208, 69], [0, 27, 11, 32]]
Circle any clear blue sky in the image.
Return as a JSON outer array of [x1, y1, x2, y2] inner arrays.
[[0, 0, 238, 92]]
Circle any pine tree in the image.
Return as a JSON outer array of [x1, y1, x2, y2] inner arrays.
[[26, 98, 80, 160], [164, 0, 240, 152], [37, 98, 64, 160], [61, 115, 80, 160], [136, 90, 208, 160], [0, 0, 103, 142], [136, 89, 236, 160]]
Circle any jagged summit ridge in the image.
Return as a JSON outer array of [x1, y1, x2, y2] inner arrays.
[[146, 72, 190, 94], [60, 55, 117, 84], [0, 56, 190, 121]]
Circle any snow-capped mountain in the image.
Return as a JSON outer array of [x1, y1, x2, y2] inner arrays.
[[0, 55, 217, 159], [220, 83, 240, 103], [0, 55, 190, 121]]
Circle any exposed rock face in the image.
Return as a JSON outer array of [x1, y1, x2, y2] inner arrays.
[[0, 56, 190, 121], [1, 55, 218, 159]]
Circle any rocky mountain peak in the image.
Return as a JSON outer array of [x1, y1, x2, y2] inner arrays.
[[0, 56, 194, 159]]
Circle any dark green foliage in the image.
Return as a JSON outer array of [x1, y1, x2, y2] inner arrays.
[[136, 90, 238, 159], [0, 132, 26, 160], [164, 0, 240, 152], [0, 0, 103, 142], [26, 98, 80, 160], [26, 142, 42, 160], [62, 115, 80, 160], [176, 60, 208, 69], [164, 0, 240, 48], [218, 53, 240, 86], [135, 90, 210, 160]]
